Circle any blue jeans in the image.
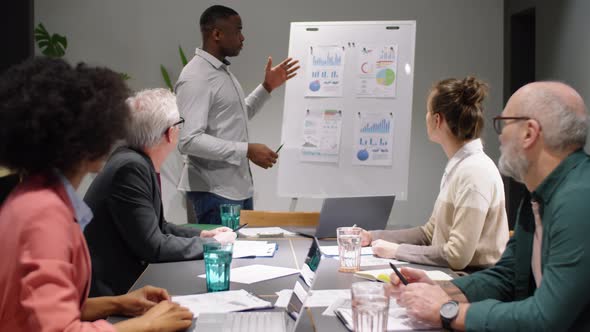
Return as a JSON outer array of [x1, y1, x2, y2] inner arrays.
[[187, 191, 253, 224]]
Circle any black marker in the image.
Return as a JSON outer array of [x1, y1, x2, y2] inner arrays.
[[275, 143, 284, 153], [389, 262, 408, 285], [234, 223, 248, 232]]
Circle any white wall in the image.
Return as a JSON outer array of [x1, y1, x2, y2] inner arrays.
[[36, 0, 504, 227]]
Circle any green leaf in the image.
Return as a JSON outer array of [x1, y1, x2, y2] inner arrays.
[[120, 72, 131, 81], [179, 45, 188, 67], [34, 23, 67, 58], [34, 23, 49, 36], [160, 65, 173, 91]]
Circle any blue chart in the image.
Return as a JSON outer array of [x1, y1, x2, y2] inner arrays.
[[380, 47, 396, 60], [313, 52, 342, 66], [311, 71, 339, 79], [359, 137, 389, 146], [360, 119, 391, 134]]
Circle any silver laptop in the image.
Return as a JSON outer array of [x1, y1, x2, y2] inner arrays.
[[313, 195, 395, 238], [193, 238, 323, 332]]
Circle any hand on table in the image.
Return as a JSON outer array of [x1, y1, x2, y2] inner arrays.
[[371, 239, 399, 258], [200, 227, 233, 238], [116, 301, 193, 332], [115, 285, 171, 317], [213, 230, 237, 244], [359, 228, 372, 246], [397, 282, 451, 327], [386, 267, 435, 298]]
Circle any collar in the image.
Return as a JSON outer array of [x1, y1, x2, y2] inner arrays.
[[195, 48, 231, 69], [56, 171, 94, 232], [531, 149, 587, 205], [443, 138, 483, 174]]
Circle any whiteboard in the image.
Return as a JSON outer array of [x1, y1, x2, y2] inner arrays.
[[278, 21, 416, 200]]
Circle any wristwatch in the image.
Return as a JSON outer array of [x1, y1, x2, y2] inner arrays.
[[440, 300, 459, 331]]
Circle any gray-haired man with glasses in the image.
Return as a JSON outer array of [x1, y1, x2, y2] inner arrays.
[[84, 88, 236, 297], [387, 81, 590, 331]]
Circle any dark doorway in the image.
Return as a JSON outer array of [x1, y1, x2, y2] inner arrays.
[[504, 8, 535, 229], [0, 1, 34, 74]]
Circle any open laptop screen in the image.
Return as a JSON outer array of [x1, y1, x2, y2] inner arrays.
[[315, 195, 395, 238], [286, 237, 322, 323]]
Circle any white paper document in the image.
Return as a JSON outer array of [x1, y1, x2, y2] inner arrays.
[[300, 109, 343, 163], [352, 111, 395, 166], [238, 227, 296, 238], [335, 300, 436, 331], [355, 44, 399, 98], [171, 289, 272, 317], [232, 240, 277, 258], [306, 289, 351, 308], [198, 264, 300, 284], [274, 289, 294, 308], [321, 245, 373, 256], [305, 45, 345, 97]]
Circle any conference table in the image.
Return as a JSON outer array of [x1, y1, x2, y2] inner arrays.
[[111, 231, 458, 331]]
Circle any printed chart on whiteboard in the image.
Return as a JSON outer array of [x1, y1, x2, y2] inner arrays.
[[355, 44, 399, 98], [300, 109, 343, 163], [353, 111, 394, 166], [305, 45, 345, 97]]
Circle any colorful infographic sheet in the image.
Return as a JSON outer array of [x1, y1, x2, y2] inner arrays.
[[352, 111, 394, 166], [300, 109, 343, 163], [305, 45, 345, 97], [355, 44, 399, 98]]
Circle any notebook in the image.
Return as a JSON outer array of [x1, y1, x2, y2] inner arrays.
[[354, 268, 453, 283], [193, 237, 324, 332]]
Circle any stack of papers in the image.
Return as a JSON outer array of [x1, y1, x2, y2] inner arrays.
[[198, 264, 300, 284], [238, 227, 296, 238], [232, 240, 277, 258], [171, 289, 272, 317], [320, 246, 374, 256]]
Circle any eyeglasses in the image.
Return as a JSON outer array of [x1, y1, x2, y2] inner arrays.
[[492, 116, 531, 134], [172, 117, 185, 130]]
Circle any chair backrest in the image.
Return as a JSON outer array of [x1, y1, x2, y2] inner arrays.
[[240, 210, 320, 227]]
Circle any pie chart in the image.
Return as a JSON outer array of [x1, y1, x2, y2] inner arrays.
[[309, 80, 321, 92], [376, 69, 395, 86], [357, 149, 369, 161]]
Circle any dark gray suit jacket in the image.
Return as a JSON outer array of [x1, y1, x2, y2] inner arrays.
[[84, 146, 205, 297]]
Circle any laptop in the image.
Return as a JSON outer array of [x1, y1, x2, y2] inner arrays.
[[193, 237, 323, 332], [311, 195, 396, 238]]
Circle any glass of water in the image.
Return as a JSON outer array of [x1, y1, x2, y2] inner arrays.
[[203, 242, 233, 292], [337, 227, 362, 272], [219, 204, 241, 230], [351, 281, 389, 332]]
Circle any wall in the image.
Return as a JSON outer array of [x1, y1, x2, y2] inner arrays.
[[35, 0, 504, 227], [505, 0, 590, 150]]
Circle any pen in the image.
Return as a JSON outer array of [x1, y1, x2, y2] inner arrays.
[[275, 143, 284, 153], [389, 262, 408, 285], [234, 223, 248, 232]]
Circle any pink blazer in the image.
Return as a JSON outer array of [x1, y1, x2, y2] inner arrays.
[[0, 174, 115, 332]]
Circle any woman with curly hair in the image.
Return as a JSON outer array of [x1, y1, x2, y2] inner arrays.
[[0, 57, 192, 332]]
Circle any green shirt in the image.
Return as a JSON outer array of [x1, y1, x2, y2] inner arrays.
[[452, 150, 590, 331]]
